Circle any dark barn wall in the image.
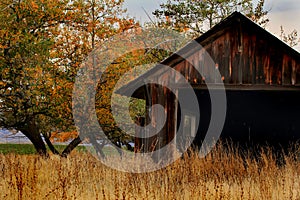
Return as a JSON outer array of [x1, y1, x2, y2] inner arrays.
[[178, 88, 300, 149], [223, 90, 300, 146]]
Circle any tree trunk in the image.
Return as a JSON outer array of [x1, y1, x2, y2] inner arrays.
[[20, 121, 49, 157], [43, 133, 60, 155], [92, 140, 106, 159], [89, 134, 106, 159], [61, 136, 82, 158]]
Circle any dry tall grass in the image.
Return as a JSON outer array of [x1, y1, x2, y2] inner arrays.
[[0, 144, 299, 200]]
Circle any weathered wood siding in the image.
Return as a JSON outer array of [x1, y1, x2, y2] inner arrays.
[[173, 23, 300, 86], [136, 83, 177, 153]]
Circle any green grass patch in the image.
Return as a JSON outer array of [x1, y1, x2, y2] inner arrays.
[[0, 144, 37, 155], [0, 143, 124, 156], [0, 143, 87, 155]]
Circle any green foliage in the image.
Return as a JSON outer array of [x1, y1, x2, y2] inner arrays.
[[153, 0, 269, 37], [0, 0, 68, 130]]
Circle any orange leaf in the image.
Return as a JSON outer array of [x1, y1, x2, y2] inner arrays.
[[31, 1, 38, 9]]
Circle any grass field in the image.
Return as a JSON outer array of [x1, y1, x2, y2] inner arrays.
[[0, 143, 300, 199]]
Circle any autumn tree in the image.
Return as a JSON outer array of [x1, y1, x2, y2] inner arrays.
[[0, 0, 137, 157], [0, 0, 72, 156], [53, 0, 139, 156], [153, 0, 269, 36]]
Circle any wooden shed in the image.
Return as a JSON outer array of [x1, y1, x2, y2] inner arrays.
[[117, 12, 300, 154]]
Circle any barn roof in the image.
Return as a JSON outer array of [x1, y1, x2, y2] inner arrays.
[[116, 11, 300, 98]]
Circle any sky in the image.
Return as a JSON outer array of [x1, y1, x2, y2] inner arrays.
[[124, 0, 300, 51]]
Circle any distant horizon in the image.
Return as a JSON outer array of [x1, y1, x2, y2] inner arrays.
[[0, 129, 67, 144], [0, 129, 31, 144]]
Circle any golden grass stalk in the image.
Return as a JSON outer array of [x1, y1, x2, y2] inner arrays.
[[0, 143, 299, 200]]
